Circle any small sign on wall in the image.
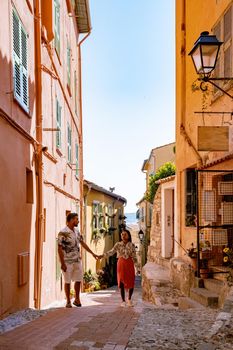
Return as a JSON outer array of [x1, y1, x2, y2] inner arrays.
[[198, 126, 229, 151]]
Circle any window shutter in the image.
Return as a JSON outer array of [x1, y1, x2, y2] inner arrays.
[[56, 99, 61, 148], [75, 143, 79, 176], [74, 71, 77, 114], [13, 11, 21, 99], [224, 6, 232, 42], [54, 0, 60, 55], [186, 170, 197, 225], [12, 9, 29, 112], [67, 123, 72, 162], [224, 44, 232, 76], [67, 43, 71, 87], [21, 27, 28, 109]]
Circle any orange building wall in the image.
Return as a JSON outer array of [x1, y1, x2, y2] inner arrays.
[[0, 0, 36, 315], [0, 0, 89, 314], [176, 0, 233, 255]]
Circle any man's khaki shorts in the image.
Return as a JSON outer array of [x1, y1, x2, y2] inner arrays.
[[62, 261, 83, 283]]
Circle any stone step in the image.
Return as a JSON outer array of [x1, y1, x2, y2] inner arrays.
[[190, 288, 219, 308], [210, 266, 229, 282], [203, 278, 225, 294], [212, 272, 228, 282], [178, 296, 205, 310]]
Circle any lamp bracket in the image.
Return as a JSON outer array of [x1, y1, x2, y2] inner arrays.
[[198, 77, 233, 99]]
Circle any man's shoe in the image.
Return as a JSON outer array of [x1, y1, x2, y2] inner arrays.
[[73, 300, 82, 307], [66, 302, 72, 308]]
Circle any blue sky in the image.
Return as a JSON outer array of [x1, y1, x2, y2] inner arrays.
[[82, 0, 175, 212]]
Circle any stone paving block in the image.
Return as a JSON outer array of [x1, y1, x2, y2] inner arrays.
[[197, 343, 216, 350]]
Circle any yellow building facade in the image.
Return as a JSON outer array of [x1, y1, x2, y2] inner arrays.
[[83, 180, 126, 282], [176, 0, 233, 264], [137, 142, 175, 265]]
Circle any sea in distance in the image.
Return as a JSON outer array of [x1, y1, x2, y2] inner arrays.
[[125, 212, 137, 225]]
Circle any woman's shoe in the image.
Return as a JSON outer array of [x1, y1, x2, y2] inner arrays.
[[127, 300, 133, 307], [120, 301, 126, 307]]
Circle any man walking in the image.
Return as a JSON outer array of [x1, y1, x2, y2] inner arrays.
[[58, 212, 97, 308]]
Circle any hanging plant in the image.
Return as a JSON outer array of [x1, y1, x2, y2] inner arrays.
[[91, 229, 102, 244]]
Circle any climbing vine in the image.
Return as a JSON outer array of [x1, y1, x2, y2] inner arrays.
[[144, 162, 176, 204]]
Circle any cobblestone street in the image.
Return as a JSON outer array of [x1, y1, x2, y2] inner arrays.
[[0, 277, 233, 349]]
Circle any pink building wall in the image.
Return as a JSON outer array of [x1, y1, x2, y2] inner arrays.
[[0, 0, 36, 315], [0, 0, 90, 314]]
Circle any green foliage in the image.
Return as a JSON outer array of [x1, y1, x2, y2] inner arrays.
[[83, 269, 95, 284], [83, 268, 108, 291], [145, 162, 176, 204]]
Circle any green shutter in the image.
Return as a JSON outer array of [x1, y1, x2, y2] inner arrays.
[[56, 99, 61, 148], [12, 9, 29, 112], [67, 42, 71, 87], [75, 143, 79, 176], [54, 0, 60, 55], [74, 71, 77, 114], [67, 123, 72, 162]]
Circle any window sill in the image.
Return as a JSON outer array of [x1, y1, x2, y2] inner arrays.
[[14, 96, 31, 118], [43, 150, 58, 164], [56, 148, 63, 157]]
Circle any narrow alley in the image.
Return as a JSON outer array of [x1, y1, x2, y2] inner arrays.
[[1, 277, 233, 350]]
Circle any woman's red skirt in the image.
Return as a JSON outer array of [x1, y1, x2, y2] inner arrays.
[[117, 257, 135, 289]]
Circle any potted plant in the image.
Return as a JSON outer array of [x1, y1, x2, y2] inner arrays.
[[187, 246, 198, 271]]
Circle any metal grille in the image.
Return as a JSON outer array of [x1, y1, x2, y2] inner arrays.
[[197, 170, 233, 277]]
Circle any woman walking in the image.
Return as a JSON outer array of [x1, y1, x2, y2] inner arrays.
[[99, 229, 137, 307]]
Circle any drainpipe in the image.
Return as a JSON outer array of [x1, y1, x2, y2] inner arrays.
[[77, 32, 91, 235], [34, 0, 43, 309]]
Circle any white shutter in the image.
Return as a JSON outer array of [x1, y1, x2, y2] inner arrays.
[[13, 10, 21, 100], [21, 27, 28, 110], [12, 9, 29, 112]]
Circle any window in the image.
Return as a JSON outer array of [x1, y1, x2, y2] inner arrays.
[[26, 168, 33, 203], [56, 99, 62, 149], [54, 0, 60, 55], [67, 123, 72, 163], [74, 71, 77, 115], [185, 169, 196, 226], [92, 202, 105, 231], [212, 5, 232, 91], [12, 9, 29, 112], [75, 142, 79, 176], [67, 42, 71, 88], [107, 204, 114, 228]]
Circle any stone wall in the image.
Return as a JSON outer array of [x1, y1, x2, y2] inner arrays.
[[147, 186, 162, 263], [142, 262, 183, 305], [170, 258, 195, 296]]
